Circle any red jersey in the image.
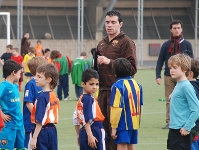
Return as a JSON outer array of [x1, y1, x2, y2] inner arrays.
[[11, 55, 23, 66]]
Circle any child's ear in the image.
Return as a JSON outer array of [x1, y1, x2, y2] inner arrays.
[[47, 77, 52, 83], [81, 82, 85, 87]]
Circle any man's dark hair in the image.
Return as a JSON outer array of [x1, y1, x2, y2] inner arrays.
[[170, 20, 183, 29], [44, 48, 50, 53], [6, 44, 13, 50], [191, 59, 199, 79], [82, 69, 99, 83], [36, 63, 59, 89], [106, 10, 122, 23], [3, 60, 22, 79], [113, 58, 133, 78]]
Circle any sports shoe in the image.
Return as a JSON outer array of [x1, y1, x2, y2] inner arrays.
[[162, 123, 169, 129], [64, 96, 72, 101]]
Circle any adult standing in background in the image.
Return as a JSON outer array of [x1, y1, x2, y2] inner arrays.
[[21, 32, 31, 57], [96, 10, 137, 150], [156, 20, 193, 129]]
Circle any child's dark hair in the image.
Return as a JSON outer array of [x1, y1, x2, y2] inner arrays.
[[6, 44, 13, 50], [80, 51, 87, 57], [113, 58, 133, 78], [3, 60, 22, 79], [106, 10, 122, 23], [191, 59, 199, 79], [28, 57, 48, 75], [50, 50, 60, 60], [36, 63, 59, 89], [44, 48, 50, 53], [82, 69, 99, 83]]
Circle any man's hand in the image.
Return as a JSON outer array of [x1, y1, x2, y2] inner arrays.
[[156, 78, 162, 85], [97, 56, 110, 65], [111, 128, 117, 140]]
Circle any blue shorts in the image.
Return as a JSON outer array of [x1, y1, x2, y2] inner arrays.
[[0, 127, 25, 149], [24, 132, 31, 148], [79, 122, 106, 150], [114, 130, 138, 144], [31, 124, 58, 150]]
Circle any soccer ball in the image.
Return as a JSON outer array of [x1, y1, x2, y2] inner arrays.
[[45, 33, 52, 39]]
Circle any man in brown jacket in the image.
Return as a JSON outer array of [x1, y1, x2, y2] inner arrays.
[[97, 10, 137, 150], [21, 32, 31, 57]]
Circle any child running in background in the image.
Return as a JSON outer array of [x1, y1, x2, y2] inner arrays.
[[71, 51, 88, 100], [0, 60, 25, 149], [187, 59, 199, 150], [23, 47, 35, 82], [43, 48, 52, 63], [34, 40, 43, 57], [110, 58, 143, 150], [50, 50, 72, 100], [11, 48, 23, 91], [0, 44, 13, 66], [73, 69, 106, 150], [167, 54, 199, 150], [23, 57, 48, 149], [30, 63, 60, 150]]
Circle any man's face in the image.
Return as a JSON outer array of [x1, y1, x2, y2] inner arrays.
[[24, 33, 30, 38], [170, 23, 182, 37], [105, 15, 123, 37]]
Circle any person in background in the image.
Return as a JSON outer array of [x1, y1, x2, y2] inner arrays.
[[21, 32, 31, 57], [156, 20, 193, 129], [50, 50, 72, 101], [34, 40, 43, 57], [87, 48, 96, 69], [23, 47, 35, 82], [0, 44, 13, 66], [43, 48, 52, 63], [11, 48, 23, 91], [96, 10, 137, 150], [71, 51, 88, 100]]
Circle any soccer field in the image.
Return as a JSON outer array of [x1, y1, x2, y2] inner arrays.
[[0, 69, 167, 150], [55, 69, 168, 150]]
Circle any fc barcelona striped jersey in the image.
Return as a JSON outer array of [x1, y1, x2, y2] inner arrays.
[[110, 76, 143, 131], [31, 91, 60, 125]]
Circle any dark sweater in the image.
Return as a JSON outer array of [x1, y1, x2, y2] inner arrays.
[[156, 39, 193, 79]]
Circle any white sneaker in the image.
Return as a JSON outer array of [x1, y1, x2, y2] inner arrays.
[[64, 96, 72, 101]]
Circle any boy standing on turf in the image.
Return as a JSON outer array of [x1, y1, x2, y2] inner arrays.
[[73, 69, 106, 150], [187, 59, 199, 150], [167, 54, 199, 150], [23, 57, 47, 149], [30, 63, 60, 150], [110, 58, 143, 150], [0, 60, 25, 149]]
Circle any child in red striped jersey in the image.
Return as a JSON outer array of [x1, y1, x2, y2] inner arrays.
[[30, 63, 60, 150], [73, 69, 106, 150], [110, 58, 143, 150]]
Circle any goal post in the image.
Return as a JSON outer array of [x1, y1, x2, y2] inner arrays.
[[0, 12, 10, 44]]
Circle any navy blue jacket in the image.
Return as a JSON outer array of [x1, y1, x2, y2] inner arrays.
[[156, 39, 193, 79]]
